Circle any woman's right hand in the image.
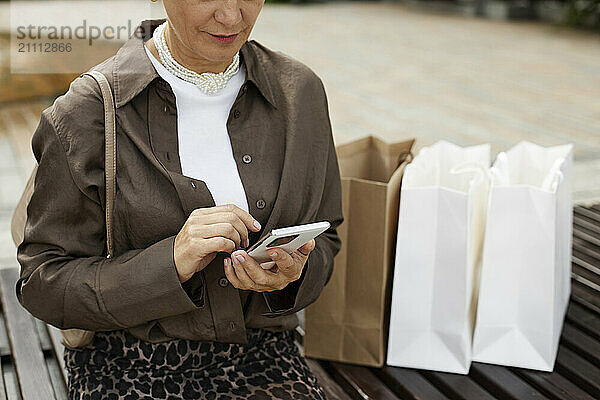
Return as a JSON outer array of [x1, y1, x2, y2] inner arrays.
[[173, 204, 262, 283]]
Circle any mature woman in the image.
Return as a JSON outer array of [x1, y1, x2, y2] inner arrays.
[[15, 0, 343, 398]]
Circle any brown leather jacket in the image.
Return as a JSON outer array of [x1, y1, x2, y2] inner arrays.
[[15, 18, 343, 344]]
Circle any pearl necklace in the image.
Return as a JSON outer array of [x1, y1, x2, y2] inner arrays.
[[153, 21, 240, 94]]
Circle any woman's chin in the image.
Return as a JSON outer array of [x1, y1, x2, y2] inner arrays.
[[193, 45, 241, 63]]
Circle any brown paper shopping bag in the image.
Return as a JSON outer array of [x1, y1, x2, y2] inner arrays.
[[304, 135, 415, 367]]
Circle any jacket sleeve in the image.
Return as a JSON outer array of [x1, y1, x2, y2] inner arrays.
[[262, 78, 344, 316], [15, 107, 202, 331]]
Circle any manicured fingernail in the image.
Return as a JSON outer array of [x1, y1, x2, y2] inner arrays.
[[270, 250, 279, 258], [253, 220, 261, 230], [224, 258, 229, 267], [236, 254, 245, 264], [245, 238, 249, 247]]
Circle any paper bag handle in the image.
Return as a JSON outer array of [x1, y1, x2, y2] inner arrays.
[[542, 157, 566, 192], [396, 151, 414, 170], [487, 152, 508, 186], [449, 162, 488, 185]]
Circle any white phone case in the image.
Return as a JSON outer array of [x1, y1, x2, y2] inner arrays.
[[246, 221, 330, 265]]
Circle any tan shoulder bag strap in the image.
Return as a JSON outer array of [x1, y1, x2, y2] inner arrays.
[[81, 71, 116, 258]]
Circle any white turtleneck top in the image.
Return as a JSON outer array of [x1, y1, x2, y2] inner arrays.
[[144, 44, 250, 214]]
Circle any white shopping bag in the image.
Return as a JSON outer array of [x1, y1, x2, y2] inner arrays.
[[472, 141, 573, 372], [387, 140, 490, 374]]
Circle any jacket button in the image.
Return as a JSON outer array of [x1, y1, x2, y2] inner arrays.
[[242, 85, 247, 93], [233, 109, 241, 119], [190, 181, 196, 189], [218, 277, 229, 287], [242, 154, 252, 164], [256, 199, 265, 209]]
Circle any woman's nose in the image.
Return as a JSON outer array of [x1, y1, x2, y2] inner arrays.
[[214, 0, 243, 27]]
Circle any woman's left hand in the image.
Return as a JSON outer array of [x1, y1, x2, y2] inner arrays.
[[224, 239, 316, 292]]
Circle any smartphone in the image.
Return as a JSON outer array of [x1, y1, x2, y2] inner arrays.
[[245, 221, 330, 265]]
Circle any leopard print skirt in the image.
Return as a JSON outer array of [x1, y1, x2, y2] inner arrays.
[[63, 328, 327, 399]]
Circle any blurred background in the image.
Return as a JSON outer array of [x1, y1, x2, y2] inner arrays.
[[0, 0, 598, 268]]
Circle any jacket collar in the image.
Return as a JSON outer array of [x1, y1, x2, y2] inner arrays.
[[111, 18, 278, 109]]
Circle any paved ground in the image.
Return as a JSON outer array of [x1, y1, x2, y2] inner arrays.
[[1, 1, 599, 267], [250, 2, 600, 204]]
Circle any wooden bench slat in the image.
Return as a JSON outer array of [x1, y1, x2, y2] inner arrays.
[[44, 357, 67, 400], [572, 265, 600, 290], [44, 325, 68, 387], [296, 331, 353, 399], [0, 357, 8, 400], [376, 367, 450, 400], [305, 359, 352, 400], [0, 268, 56, 400], [574, 226, 600, 248], [418, 370, 496, 399], [324, 362, 400, 399], [573, 238, 600, 264], [561, 324, 600, 368], [565, 301, 600, 341], [579, 206, 600, 219], [469, 362, 550, 400], [2, 363, 22, 400], [574, 209, 600, 227], [574, 207, 600, 225], [573, 228, 600, 252], [571, 282, 600, 312], [574, 215, 600, 236], [555, 346, 600, 398], [510, 367, 597, 400], [574, 228, 600, 249], [0, 313, 11, 357], [572, 252, 600, 277], [33, 319, 52, 353]]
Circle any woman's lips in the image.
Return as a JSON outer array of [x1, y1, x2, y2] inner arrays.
[[208, 33, 238, 45]]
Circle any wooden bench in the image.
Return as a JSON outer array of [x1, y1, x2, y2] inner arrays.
[[0, 204, 599, 399]]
